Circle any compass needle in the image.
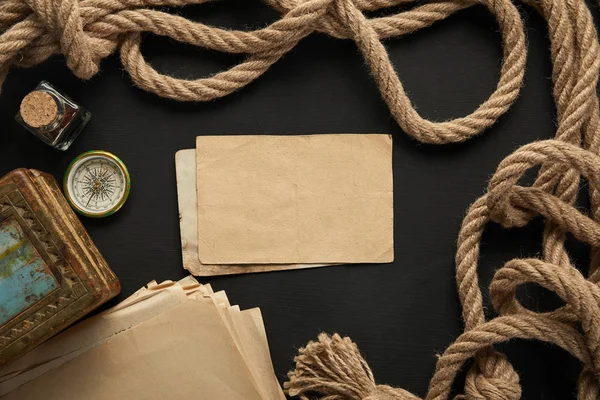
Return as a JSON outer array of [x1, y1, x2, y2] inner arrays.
[[86, 189, 94, 207]]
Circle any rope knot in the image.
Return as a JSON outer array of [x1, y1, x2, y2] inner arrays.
[[25, 0, 99, 79], [487, 184, 533, 228], [464, 351, 521, 400]]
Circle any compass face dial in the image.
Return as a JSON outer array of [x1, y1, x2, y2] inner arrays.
[[64, 151, 130, 218]]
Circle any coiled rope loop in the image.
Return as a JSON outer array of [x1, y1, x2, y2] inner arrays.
[[285, 1, 600, 399], [4, 0, 600, 398], [0, 0, 526, 143]]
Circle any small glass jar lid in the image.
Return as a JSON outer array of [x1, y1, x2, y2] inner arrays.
[[15, 82, 91, 151], [19, 90, 60, 129]]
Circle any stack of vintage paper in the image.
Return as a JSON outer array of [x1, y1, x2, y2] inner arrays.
[[177, 134, 394, 276], [0, 277, 285, 400]]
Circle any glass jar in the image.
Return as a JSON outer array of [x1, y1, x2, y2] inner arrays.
[[15, 81, 91, 151]]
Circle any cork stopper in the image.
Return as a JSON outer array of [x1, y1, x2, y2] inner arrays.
[[20, 91, 59, 128]]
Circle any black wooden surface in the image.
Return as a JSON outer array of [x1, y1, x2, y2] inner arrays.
[[1, 2, 597, 398]]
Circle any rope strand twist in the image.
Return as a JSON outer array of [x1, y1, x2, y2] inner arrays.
[[283, 1, 600, 399], [3, 0, 600, 399], [0, 0, 526, 144]]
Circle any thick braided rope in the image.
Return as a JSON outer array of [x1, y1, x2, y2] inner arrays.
[[530, 0, 600, 275], [285, 1, 600, 399], [4, 0, 600, 398], [286, 143, 600, 399], [0, 0, 526, 144]]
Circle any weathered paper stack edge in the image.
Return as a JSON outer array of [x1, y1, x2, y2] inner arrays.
[[0, 276, 285, 400], [177, 133, 394, 276], [177, 148, 333, 276]]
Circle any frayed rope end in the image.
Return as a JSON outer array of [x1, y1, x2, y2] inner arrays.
[[284, 333, 419, 400]]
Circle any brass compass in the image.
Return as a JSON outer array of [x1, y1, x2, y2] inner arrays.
[[64, 151, 131, 218]]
